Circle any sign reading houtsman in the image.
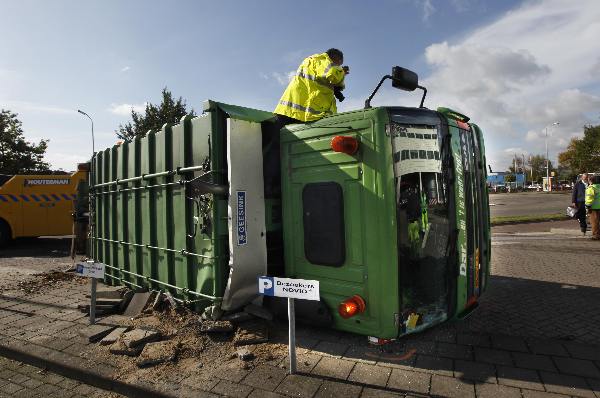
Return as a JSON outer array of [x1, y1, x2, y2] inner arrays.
[[24, 178, 70, 186]]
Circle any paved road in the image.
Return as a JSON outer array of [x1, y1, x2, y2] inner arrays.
[[0, 356, 121, 398], [0, 237, 74, 292], [489, 191, 571, 218], [1, 229, 600, 397]]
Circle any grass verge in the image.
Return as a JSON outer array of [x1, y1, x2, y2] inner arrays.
[[491, 213, 568, 226]]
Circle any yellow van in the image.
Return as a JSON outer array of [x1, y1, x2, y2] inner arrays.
[[0, 168, 87, 246]]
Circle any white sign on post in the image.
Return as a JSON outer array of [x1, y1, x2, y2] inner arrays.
[[258, 276, 320, 375], [258, 276, 320, 301], [76, 261, 105, 279]]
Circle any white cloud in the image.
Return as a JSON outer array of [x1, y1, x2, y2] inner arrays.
[[2, 100, 73, 115], [108, 102, 147, 116], [262, 71, 295, 86], [120, 66, 131, 72], [419, 0, 600, 171], [525, 130, 539, 142], [416, 0, 436, 21], [44, 152, 90, 172], [450, 0, 476, 13]]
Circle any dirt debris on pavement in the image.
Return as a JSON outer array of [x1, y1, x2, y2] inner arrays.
[[88, 303, 290, 384], [199, 320, 235, 333], [136, 340, 181, 367], [14, 270, 84, 294]]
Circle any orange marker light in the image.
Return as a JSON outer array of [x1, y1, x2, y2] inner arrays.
[[331, 136, 359, 155], [338, 295, 366, 319], [456, 120, 470, 131]]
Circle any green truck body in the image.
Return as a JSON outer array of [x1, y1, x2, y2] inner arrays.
[[90, 98, 490, 339]]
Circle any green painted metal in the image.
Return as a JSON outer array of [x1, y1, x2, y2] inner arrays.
[[90, 98, 490, 338], [281, 106, 490, 339], [90, 101, 271, 308], [281, 108, 400, 339]]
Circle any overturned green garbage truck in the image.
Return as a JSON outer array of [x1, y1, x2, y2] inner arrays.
[[89, 67, 490, 340]]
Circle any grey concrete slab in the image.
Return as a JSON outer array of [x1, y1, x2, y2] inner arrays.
[[122, 292, 151, 317], [539, 371, 596, 398], [276, 374, 322, 398], [315, 380, 362, 398], [348, 363, 391, 387], [475, 383, 522, 398], [387, 369, 430, 395], [77, 324, 116, 343]]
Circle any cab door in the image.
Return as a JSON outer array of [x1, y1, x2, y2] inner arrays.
[[21, 183, 49, 237]]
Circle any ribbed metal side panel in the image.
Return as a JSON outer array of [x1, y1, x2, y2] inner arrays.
[[90, 112, 227, 308]]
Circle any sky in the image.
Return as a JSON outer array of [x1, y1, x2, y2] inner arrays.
[[1, 0, 600, 172]]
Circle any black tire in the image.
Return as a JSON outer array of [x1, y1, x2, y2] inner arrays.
[[0, 220, 11, 247]]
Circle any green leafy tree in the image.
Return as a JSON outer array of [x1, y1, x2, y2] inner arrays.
[[558, 124, 600, 174], [528, 154, 553, 183], [0, 109, 50, 174], [506, 156, 526, 174], [116, 88, 195, 141]]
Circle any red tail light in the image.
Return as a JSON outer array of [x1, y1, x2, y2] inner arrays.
[[338, 295, 366, 319], [331, 136, 359, 155], [456, 120, 470, 130]]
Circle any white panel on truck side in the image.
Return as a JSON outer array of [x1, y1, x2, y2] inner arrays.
[[221, 118, 267, 311]]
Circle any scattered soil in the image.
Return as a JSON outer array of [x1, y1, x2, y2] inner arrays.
[[14, 271, 85, 294], [90, 307, 289, 386]]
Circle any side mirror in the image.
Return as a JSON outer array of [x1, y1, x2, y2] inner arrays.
[[364, 66, 427, 109], [391, 66, 418, 91]]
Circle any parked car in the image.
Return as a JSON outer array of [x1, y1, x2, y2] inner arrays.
[[527, 184, 542, 191], [493, 184, 508, 193]]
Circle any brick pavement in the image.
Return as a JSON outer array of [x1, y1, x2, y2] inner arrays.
[[0, 356, 121, 398], [1, 229, 600, 397]]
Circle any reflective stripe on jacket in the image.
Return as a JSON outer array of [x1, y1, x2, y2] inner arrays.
[[274, 53, 345, 122], [585, 184, 600, 209]]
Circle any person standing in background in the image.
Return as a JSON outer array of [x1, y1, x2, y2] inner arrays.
[[585, 174, 600, 240], [572, 173, 589, 235]]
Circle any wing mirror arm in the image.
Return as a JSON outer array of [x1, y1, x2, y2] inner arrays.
[[364, 75, 391, 109], [417, 85, 427, 109]]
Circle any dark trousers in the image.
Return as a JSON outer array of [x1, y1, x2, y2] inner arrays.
[[576, 201, 587, 232], [263, 114, 303, 197]]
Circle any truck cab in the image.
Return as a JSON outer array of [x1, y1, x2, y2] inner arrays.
[[279, 104, 490, 339]]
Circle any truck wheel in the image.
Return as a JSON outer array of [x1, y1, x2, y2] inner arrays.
[[0, 220, 11, 247]]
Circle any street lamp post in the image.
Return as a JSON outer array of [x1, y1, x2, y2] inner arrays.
[[77, 109, 97, 324], [545, 121, 559, 192], [77, 109, 95, 154]]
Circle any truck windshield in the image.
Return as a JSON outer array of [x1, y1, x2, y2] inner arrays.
[[389, 120, 450, 333], [0, 175, 13, 187]]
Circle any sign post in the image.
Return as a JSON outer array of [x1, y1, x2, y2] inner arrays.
[[258, 276, 320, 374], [76, 261, 105, 325], [287, 297, 296, 374]]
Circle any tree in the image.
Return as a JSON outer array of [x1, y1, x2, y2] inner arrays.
[[506, 156, 525, 174], [558, 124, 600, 174], [0, 109, 50, 174], [528, 154, 553, 183], [116, 88, 195, 141]]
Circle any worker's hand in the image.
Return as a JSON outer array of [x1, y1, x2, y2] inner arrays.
[[572, 202, 577, 208], [342, 66, 350, 74]]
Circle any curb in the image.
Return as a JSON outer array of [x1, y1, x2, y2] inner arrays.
[[550, 228, 587, 236], [0, 342, 173, 398], [491, 215, 569, 226]]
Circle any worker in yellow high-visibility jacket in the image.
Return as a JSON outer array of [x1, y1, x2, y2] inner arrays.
[[274, 48, 349, 127], [585, 174, 600, 240], [264, 49, 349, 196]]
